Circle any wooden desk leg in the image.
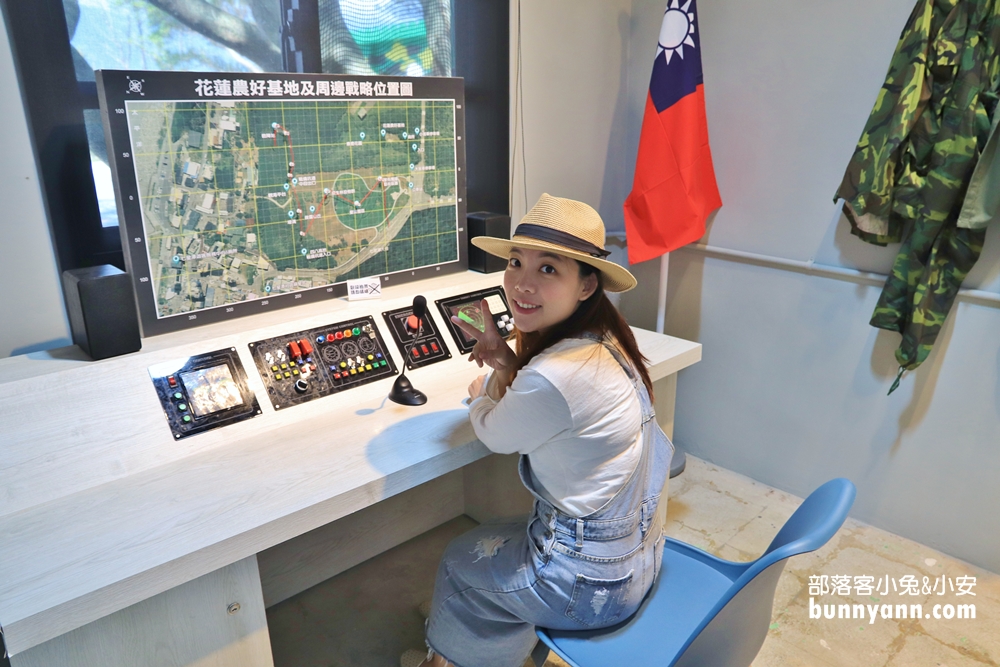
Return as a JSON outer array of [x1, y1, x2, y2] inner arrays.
[[653, 373, 678, 526], [10, 556, 273, 667]]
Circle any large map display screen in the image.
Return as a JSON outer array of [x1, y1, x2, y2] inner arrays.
[[96, 71, 466, 336]]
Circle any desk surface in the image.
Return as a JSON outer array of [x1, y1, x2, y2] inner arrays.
[[0, 271, 700, 655]]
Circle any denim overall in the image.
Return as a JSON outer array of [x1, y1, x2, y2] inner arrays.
[[426, 339, 674, 667]]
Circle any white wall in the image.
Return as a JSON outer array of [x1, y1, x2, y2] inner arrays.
[[509, 0, 634, 231], [0, 9, 71, 357], [616, 0, 1000, 572]]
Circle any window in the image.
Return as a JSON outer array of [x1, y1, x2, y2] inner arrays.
[[3, 0, 501, 274]]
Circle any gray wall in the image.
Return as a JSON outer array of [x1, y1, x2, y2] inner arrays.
[[619, 0, 1000, 572], [0, 9, 71, 357]]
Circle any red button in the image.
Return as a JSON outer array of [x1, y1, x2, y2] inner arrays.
[[333, 372, 341, 379], [335, 331, 343, 340], [289, 340, 301, 359], [327, 333, 336, 342], [406, 314, 420, 331], [431, 342, 439, 352], [167, 376, 177, 387], [300, 339, 313, 356], [412, 348, 420, 358], [421, 345, 429, 355]]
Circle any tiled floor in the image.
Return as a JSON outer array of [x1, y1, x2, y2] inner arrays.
[[267, 456, 1000, 667]]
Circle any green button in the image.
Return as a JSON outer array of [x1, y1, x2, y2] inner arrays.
[[380, 360, 387, 367], [182, 415, 192, 423], [352, 327, 360, 336], [178, 403, 187, 411], [173, 392, 183, 400]]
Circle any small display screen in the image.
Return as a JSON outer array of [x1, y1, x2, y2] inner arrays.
[[446, 300, 486, 345], [436, 287, 512, 355], [180, 364, 245, 417], [446, 294, 508, 344]]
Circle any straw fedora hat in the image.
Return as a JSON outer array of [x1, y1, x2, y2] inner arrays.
[[472, 194, 637, 292]]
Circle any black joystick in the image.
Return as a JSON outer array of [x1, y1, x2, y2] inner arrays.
[[294, 378, 309, 394], [388, 295, 428, 406]]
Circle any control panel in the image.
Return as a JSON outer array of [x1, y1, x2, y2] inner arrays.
[[436, 287, 515, 355], [149, 348, 261, 439], [382, 306, 452, 370], [248, 316, 398, 410]]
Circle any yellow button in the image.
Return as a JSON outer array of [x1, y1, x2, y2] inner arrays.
[[340, 361, 347, 368], [280, 363, 288, 369], [274, 374, 282, 381], [290, 360, 297, 366], [358, 366, 365, 373], [367, 354, 374, 361], [365, 364, 372, 371], [271, 365, 279, 372], [350, 368, 357, 375], [292, 369, 299, 375], [284, 372, 291, 378]]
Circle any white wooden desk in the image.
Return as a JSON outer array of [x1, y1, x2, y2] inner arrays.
[[0, 271, 700, 666]]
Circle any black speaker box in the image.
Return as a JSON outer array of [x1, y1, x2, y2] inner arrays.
[[61, 265, 142, 360], [468, 211, 510, 273]]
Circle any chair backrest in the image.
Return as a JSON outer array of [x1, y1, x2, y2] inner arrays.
[[672, 478, 856, 667]]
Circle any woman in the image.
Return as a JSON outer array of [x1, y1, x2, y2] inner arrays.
[[404, 194, 673, 667]]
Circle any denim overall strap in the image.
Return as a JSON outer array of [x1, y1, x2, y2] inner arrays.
[[518, 335, 672, 548]]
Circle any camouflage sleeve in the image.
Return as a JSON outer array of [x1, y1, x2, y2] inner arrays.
[[835, 0, 935, 243]]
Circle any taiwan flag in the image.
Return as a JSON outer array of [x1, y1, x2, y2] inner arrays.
[[624, 0, 721, 265]]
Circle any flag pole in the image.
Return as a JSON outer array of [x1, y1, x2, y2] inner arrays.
[[655, 250, 686, 477], [655, 252, 669, 334]]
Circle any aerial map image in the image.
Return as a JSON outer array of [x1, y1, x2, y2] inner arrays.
[[125, 97, 459, 318]]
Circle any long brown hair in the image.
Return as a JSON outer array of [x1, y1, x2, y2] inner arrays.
[[508, 262, 654, 398]]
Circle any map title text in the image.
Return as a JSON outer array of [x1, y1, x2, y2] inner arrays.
[[193, 79, 415, 99]]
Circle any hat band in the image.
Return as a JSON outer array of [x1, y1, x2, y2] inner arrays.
[[513, 223, 611, 258]]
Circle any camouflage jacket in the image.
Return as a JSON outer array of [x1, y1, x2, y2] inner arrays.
[[835, 0, 1000, 386]]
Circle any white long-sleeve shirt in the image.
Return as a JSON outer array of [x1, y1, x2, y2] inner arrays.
[[468, 337, 643, 517]]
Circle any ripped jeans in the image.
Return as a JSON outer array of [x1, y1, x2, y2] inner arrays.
[[425, 500, 663, 667]]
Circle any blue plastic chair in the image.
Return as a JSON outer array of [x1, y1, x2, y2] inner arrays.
[[533, 478, 856, 667]]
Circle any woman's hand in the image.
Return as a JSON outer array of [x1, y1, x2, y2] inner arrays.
[[468, 374, 487, 399], [450, 299, 517, 372], [451, 300, 517, 399]]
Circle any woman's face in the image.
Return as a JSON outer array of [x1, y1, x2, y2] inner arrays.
[[504, 247, 597, 333]]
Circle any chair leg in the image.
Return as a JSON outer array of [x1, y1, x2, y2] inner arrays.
[[530, 640, 551, 667]]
